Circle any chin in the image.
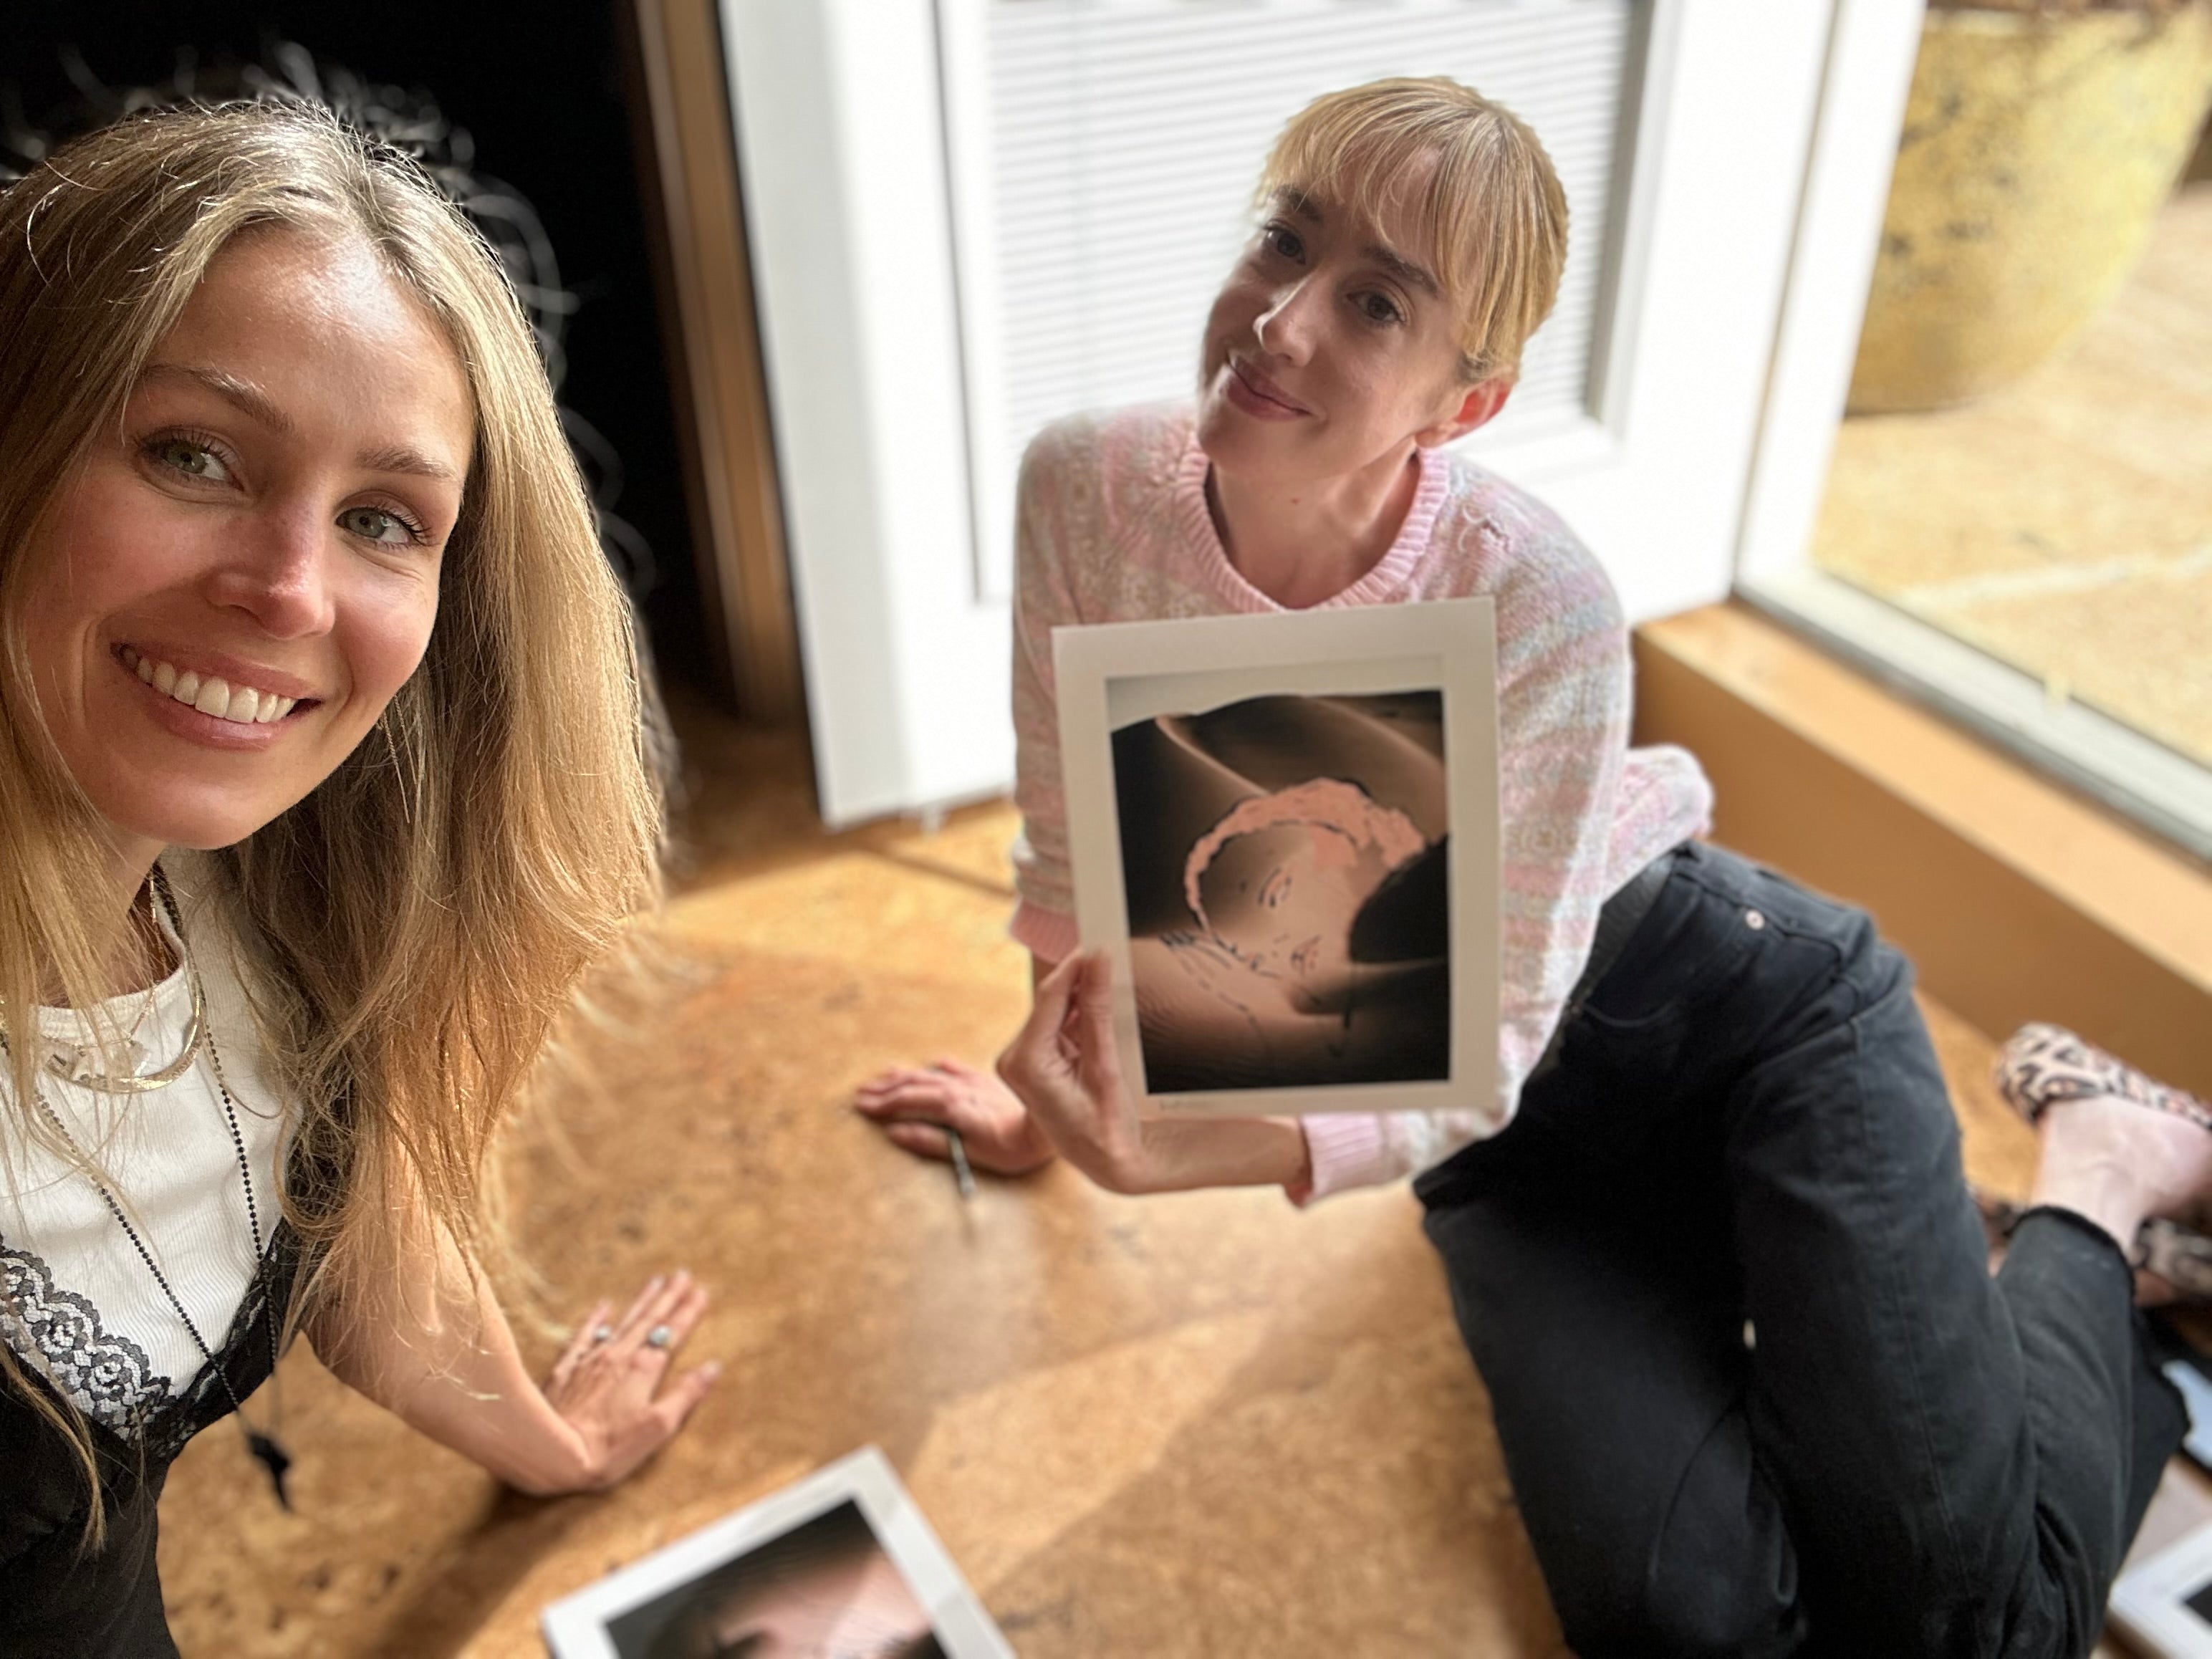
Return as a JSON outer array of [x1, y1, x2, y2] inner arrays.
[[1193, 380, 1258, 463], [100, 785, 296, 855], [1195, 404, 1304, 486]]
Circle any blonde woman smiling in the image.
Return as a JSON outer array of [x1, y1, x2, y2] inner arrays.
[[867, 78, 2203, 1657], [0, 104, 714, 1655]]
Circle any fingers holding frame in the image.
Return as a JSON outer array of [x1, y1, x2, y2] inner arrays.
[[999, 951, 1145, 1191], [1002, 952, 1086, 1095]]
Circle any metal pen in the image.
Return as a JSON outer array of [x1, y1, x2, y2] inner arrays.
[[943, 1125, 977, 1201]]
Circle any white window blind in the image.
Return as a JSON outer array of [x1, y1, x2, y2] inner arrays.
[[940, 0, 1644, 598]]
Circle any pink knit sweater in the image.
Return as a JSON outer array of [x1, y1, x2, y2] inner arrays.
[[1009, 403, 1713, 1198]]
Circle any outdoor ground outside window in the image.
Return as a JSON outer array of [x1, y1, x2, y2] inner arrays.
[[1740, 4, 2212, 862]]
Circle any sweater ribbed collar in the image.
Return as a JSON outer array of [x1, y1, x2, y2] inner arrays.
[[1172, 429, 1451, 613]]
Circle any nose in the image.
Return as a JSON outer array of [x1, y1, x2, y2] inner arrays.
[[202, 500, 338, 640], [1254, 276, 1322, 365]]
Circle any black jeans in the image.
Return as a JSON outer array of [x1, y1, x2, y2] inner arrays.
[[1415, 842, 2185, 1658]]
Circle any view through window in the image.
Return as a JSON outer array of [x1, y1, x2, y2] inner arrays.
[[1811, 174, 2211, 776], [1764, 5, 2211, 858]]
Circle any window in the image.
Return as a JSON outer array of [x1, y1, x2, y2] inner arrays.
[[1737, 5, 2212, 860]]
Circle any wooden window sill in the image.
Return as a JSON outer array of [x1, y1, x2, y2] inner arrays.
[[1635, 601, 2212, 1095]]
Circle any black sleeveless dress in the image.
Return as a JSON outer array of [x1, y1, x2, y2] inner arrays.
[[0, 1221, 308, 1658]]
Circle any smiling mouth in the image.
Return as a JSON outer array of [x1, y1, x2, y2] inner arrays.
[[1229, 359, 1309, 415], [119, 645, 304, 727]]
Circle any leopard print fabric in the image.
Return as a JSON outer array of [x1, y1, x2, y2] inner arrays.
[[1996, 1021, 2212, 1133]]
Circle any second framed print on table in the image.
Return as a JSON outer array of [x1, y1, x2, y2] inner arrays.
[[1054, 598, 1499, 1120], [541, 1448, 1010, 1659]]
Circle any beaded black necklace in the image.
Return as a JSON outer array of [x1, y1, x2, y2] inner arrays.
[[17, 867, 292, 1507]]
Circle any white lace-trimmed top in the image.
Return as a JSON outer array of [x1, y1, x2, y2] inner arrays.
[[0, 855, 286, 1431]]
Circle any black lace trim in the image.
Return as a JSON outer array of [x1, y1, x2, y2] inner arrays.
[[144, 1229, 289, 1465], [0, 1245, 171, 1433], [1, 1219, 300, 1466]]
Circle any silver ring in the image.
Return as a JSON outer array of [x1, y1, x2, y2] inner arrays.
[[645, 1324, 674, 1350], [591, 1324, 616, 1345]]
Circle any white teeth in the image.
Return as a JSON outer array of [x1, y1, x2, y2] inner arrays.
[[130, 652, 300, 726]]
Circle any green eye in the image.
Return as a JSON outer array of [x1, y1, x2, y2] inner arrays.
[[339, 504, 431, 546], [340, 506, 400, 541], [144, 433, 234, 484]]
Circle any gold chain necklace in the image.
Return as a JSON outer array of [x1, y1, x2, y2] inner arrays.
[[7, 866, 292, 1503], [0, 872, 207, 1094]]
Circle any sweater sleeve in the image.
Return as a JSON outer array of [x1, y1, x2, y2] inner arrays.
[[1006, 425, 1086, 961], [1300, 517, 1635, 1201]]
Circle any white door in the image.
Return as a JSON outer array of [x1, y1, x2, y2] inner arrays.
[[722, 0, 1921, 825]]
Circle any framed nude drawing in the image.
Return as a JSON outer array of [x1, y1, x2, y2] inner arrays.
[[1054, 598, 1499, 1120]]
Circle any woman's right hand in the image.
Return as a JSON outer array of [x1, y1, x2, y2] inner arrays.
[[853, 1057, 1059, 1175], [536, 1271, 718, 1493]]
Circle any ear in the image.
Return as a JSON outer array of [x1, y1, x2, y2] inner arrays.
[[1417, 376, 1514, 448]]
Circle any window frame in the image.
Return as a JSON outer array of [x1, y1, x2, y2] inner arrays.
[[1731, 0, 2212, 863]]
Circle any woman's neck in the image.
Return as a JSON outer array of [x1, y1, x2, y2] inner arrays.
[[108, 837, 173, 994], [1208, 441, 1423, 610], [54, 837, 173, 1004]]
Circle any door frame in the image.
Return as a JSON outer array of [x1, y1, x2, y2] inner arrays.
[[722, 0, 1925, 824]]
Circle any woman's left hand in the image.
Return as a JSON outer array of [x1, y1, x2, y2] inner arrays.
[[539, 1270, 719, 1491], [997, 951, 1311, 1195]]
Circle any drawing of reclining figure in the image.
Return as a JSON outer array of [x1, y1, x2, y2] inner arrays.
[[1109, 691, 1451, 1093]]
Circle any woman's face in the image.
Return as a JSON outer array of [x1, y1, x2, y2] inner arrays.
[[16, 228, 473, 859], [686, 1543, 935, 1658], [1196, 177, 1493, 489]]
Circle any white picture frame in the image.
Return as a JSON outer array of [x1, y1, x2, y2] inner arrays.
[[539, 1447, 1011, 1659], [2112, 1516, 2212, 1659], [1054, 599, 1499, 1120]]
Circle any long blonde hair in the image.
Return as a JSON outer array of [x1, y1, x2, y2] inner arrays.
[[1259, 77, 1570, 383], [0, 101, 664, 1534]]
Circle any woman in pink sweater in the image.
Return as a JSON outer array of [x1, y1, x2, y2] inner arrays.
[[860, 79, 2200, 1657]]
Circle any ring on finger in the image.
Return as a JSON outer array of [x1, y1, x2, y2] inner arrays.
[[591, 1324, 616, 1345], [645, 1324, 675, 1350]]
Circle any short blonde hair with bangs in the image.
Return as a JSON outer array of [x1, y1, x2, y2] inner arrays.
[[1259, 77, 1569, 383]]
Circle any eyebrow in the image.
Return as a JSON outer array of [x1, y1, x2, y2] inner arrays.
[[355, 443, 466, 484], [1359, 241, 1441, 299], [144, 362, 294, 433], [1264, 191, 1441, 298], [140, 362, 465, 486]]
